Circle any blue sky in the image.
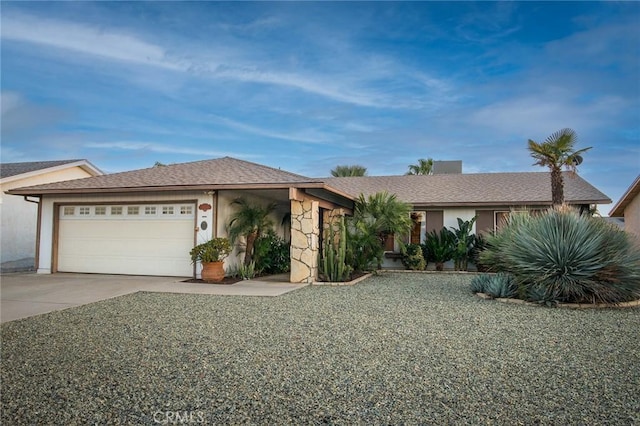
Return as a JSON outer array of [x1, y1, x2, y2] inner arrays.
[[1, 1, 638, 214]]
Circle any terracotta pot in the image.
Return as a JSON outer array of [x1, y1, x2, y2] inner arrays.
[[201, 261, 225, 283]]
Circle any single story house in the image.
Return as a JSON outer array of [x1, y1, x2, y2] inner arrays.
[[6, 157, 610, 282], [608, 174, 640, 236], [1, 159, 103, 271]]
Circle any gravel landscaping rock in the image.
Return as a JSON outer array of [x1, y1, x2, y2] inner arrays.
[[2, 272, 639, 425]]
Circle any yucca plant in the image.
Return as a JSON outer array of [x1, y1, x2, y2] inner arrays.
[[471, 273, 516, 298], [481, 206, 640, 304], [470, 274, 492, 293], [483, 273, 517, 298]]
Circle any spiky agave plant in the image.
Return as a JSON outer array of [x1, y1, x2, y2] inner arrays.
[[471, 273, 517, 298], [470, 274, 492, 293], [483, 273, 517, 299], [483, 206, 640, 304]]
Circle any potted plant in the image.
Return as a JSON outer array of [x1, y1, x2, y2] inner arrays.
[[189, 237, 232, 283]]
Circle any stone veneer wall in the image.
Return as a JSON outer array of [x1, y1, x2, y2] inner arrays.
[[290, 198, 319, 283]]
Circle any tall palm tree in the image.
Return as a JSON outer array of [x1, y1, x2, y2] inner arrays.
[[228, 198, 277, 266], [405, 158, 434, 175], [527, 128, 592, 205], [330, 165, 367, 177]]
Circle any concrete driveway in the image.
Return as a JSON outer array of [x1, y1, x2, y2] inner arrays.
[[0, 272, 307, 323]]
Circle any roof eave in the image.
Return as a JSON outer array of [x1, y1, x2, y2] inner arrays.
[[0, 160, 103, 184], [409, 199, 611, 208], [608, 175, 640, 217], [6, 181, 331, 197]]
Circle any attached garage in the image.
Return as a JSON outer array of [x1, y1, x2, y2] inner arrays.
[[56, 202, 196, 277]]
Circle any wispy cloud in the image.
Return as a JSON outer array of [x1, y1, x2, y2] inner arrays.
[[1, 13, 181, 71], [209, 114, 334, 144], [84, 141, 255, 159], [1, 11, 449, 110]]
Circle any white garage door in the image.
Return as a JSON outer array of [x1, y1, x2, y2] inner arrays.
[[58, 203, 195, 277]]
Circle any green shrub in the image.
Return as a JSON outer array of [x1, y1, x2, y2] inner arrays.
[[470, 233, 488, 272], [450, 217, 477, 271], [237, 261, 257, 280], [253, 230, 290, 275], [480, 206, 640, 304], [422, 228, 455, 271], [401, 243, 426, 270], [346, 223, 381, 272]]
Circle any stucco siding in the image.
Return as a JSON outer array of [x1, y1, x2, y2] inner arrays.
[[1, 167, 95, 267], [624, 194, 640, 237], [443, 208, 477, 233]]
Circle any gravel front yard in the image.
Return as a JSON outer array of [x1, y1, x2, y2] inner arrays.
[[2, 273, 639, 425]]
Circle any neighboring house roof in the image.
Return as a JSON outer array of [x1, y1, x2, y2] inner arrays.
[[7, 157, 328, 195], [608, 175, 640, 217], [0, 159, 103, 183], [325, 172, 611, 207], [7, 156, 610, 207]]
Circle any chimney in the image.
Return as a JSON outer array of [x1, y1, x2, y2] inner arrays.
[[433, 160, 462, 174]]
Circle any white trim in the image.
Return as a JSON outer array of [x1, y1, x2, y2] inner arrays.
[[0, 160, 103, 184]]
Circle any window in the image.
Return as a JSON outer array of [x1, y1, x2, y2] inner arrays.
[[410, 212, 423, 244], [63, 206, 75, 216], [383, 233, 395, 251], [79, 207, 91, 216], [127, 206, 140, 215], [95, 206, 107, 215], [162, 206, 174, 215], [180, 205, 193, 215], [495, 211, 510, 230], [111, 206, 123, 215], [145, 206, 157, 215]]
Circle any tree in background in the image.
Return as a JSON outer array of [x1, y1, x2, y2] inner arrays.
[[527, 128, 591, 205], [406, 158, 434, 175], [330, 165, 368, 177]]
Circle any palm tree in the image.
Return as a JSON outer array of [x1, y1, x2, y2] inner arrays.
[[527, 128, 592, 205], [330, 165, 367, 177], [352, 191, 412, 268], [228, 198, 277, 266], [405, 158, 434, 175]]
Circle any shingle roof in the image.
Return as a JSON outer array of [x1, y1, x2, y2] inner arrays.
[[8, 157, 319, 194], [608, 175, 640, 217], [0, 159, 87, 179], [324, 172, 610, 206], [7, 156, 610, 206]]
